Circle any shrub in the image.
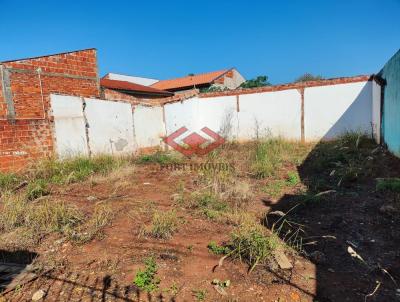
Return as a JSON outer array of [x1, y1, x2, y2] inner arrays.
[[134, 256, 160, 292], [142, 210, 179, 239]]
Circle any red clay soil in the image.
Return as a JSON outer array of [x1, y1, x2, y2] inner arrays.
[[2, 165, 317, 302], [2, 142, 400, 302]]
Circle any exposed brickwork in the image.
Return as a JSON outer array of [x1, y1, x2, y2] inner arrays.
[[102, 88, 163, 106], [199, 75, 374, 98], [0, 49, 99, 172], [103, 88, 199, 107]]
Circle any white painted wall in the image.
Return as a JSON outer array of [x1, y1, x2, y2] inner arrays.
[[372, 81, 381, 144], [133, 105, 165, 148], [50, 95, 89, 158], [304, 81, 373, 140], [198, 96, 238, 139], [237, 89, 302, 140], [51, 80, 381, 159], [85, 98, 135, 155]]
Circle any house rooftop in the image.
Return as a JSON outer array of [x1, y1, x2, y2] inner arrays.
[[151, 69, 231, 90], [100, 78, 173, 97]]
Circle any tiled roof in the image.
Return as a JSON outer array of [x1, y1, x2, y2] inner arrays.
[[151, 69, 229, 90], [100, 78, 173, 96]]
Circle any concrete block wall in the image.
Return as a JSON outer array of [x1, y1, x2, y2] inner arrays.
[[0, 49, 99, 171]]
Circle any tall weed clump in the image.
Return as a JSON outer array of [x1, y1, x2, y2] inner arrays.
[[250, 137, 299, 178], [31, 155, 127, 185]]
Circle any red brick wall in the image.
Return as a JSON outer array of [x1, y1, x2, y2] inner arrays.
[[0, 49, 100, 172]]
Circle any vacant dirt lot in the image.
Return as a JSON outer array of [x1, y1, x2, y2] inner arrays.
[[0, 135, 399, 302]]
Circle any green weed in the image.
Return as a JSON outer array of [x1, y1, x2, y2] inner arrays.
[[207, 241, 229, 255], [286, 171, 300, 185], [0, 173, 20, 191], [193, 289, 207, 301], [190, 191, 228, 219], [26, 179, 49, 200], [137, 151, 182, 165], [228, 222, 278, 272], [250, 137, 302, 178], [376, 178, 400, 192], [134, 256, 160, 292]]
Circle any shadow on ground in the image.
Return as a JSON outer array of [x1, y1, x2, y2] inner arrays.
[[265, 137, 400, 301], [2, 270, 177, 301], [0, 249, 37, 292]]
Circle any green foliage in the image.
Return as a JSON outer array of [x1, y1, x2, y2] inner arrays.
[[0, 173, 20, 191], [137, 151, 182, 165], [250, 138, 294, 178], [32, 155, 126, 185], [286, 171, 300, 185], [262, 179, 287, 198], [295, 73, 324, 82], [190, 191, 228, 219], [207, 241, 229, 255], [200, 85, 228, 93], [228, 222, 278, 271], [376, 178, 400, 192], [193, 289, 207, 301], [240, 76, 271, 88], [26, 179, 49, 200], [134, 256, 160, 292]]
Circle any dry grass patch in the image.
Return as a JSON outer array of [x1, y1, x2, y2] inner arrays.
[[68, 203, 114, 244], [140, 210, 180, 239]]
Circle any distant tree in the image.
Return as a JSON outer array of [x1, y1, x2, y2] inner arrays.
[[239, 76, 271, 88], [188, 73, 195, 76], [200, 85, 228, 93], [295, 73, 324, 82]]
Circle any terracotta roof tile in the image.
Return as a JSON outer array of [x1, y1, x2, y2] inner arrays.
[[100, 78, 173, 96], [151, 69, 229, 90]]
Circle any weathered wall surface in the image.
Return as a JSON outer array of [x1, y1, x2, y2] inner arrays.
[[0, 49, 99, 171], [378, 49, 400, 156], [133, 105, 165, 148], [51, 95, 88, 158], [51, 95, 165, 158], [85, 98, 135, 155], [164, 77, 380, 143]]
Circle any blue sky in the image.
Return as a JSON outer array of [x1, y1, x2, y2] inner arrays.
[[0, 0, 399, 84]]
